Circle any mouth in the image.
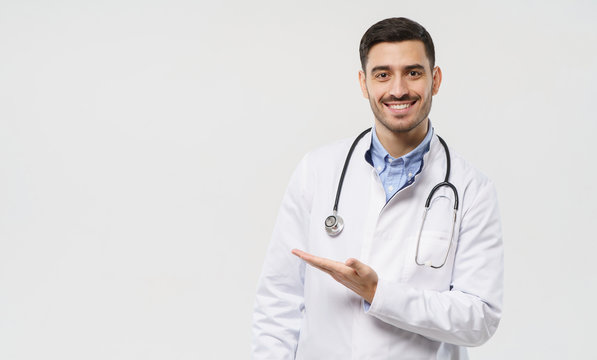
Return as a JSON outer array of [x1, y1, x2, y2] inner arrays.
[[384, 100, 417, 113]]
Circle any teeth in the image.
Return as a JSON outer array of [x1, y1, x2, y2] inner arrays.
[[389, 103, 411, 110]]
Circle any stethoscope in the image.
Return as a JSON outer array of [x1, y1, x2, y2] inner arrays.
[[324, 127, 459, 268]]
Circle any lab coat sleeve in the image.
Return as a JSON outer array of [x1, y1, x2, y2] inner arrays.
[[366, 178, 503, 347], [252, 155, 313, 359]]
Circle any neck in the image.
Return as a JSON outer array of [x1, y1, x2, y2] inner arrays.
[[375, 119, 429, 158]]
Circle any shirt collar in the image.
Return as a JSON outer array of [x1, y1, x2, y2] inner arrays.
[[366, 120, 434, 168]]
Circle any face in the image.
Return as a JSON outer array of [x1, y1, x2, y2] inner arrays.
[[359, 40, 442, 136]]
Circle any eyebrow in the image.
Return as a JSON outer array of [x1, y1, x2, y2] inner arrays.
[[369, 65, 391, 74], [369, 64, 426, 75], [404, 64, 426, 72]]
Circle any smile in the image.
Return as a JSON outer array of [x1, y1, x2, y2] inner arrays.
[[389, 103, 411, 110], [384, 100, 417, 111]]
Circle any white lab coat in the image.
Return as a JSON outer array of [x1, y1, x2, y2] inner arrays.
[[252, 132, 503, 360]]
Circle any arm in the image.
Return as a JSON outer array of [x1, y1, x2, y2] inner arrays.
[[252, 156, 312, 359], [294, 179, 503, 347], [367, 179, 503, 346]]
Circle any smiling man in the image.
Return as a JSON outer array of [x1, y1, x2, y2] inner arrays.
[[359, 40, 440, 155], [252, 18, 503, 359]]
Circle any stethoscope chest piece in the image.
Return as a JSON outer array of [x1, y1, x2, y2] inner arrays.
[[324, 212, 344, 236]]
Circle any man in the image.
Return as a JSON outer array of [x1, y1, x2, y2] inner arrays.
[[252, 17, 503, 359]]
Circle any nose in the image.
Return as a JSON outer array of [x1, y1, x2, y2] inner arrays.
[[389, 77, 409, 99]]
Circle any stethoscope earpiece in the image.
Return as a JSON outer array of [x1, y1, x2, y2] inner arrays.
[[324, 213, 344, 236]]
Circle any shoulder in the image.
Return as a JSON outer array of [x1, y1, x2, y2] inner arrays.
[[287, 135, 356, 184], [447, 146, 498, 212], [451, 150, 491, 185], [429, 136, 493, 189], [283, 136, 359, 210], [299, 136, 358, 172]]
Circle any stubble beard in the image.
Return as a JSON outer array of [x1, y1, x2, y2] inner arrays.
[[370, 95, 432, 135]]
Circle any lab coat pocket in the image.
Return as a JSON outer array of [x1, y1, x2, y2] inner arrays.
[[401, 231, 453, 290], [415, 230, 452, 267]]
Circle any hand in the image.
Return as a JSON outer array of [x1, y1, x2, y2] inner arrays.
[[291, 249, 378, 303]]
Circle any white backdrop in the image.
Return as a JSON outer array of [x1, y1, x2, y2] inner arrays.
[[1, 0, 596, 358]]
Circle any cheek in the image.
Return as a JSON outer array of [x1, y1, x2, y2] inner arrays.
[[426, 81, 436, 96], [415, 84, 434, 100], [367, 85, 386, 101]]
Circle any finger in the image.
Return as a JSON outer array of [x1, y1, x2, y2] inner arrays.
[[303, 258, 344, 280], [292, 249, 321, 263], [306, 261, 334, 275], [291, 248, 307, 258], [292, 249, 345, 273], [292, 249, 325, 263], [291, 251, 328, 273]]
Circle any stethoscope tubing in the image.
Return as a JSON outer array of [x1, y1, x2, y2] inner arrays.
[[332, 128, 372, 213], [325, 128, 460, 268]]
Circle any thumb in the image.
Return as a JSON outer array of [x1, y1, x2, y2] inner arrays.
[[345, 258, 364, 274]]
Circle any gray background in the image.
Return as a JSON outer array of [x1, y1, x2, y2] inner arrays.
[[1, 0, 596, 358]]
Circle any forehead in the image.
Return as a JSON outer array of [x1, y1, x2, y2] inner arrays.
[[365, 40, 431, 73]]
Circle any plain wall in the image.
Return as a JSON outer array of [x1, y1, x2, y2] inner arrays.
[[1, 0, 596, 358]]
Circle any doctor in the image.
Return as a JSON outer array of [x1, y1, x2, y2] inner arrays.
[[252, 17, 503, 359]]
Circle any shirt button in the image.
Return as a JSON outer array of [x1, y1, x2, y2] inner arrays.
[[388, 185, 394, 191], [408, 172, 413, 178], [377, 166, 382, 171]]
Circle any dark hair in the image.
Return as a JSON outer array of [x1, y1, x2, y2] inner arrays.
[[359, 17, 435, 71]]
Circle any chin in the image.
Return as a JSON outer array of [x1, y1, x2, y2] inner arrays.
[[382, 119, 425, 134]]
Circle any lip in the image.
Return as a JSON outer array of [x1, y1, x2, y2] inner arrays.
[[383, 100, 417, 114]]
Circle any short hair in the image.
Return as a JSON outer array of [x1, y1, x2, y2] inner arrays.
[[359, 17, 435, 71]]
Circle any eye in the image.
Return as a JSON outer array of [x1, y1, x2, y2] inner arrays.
[[374, 72, 390, 80], [408, 71, 423, 78]]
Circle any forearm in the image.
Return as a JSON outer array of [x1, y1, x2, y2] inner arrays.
[[367, 279, 501, 346]]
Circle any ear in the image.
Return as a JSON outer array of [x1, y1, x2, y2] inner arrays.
[[358, 70, 369, 99], [432, 66, 442, 95]]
